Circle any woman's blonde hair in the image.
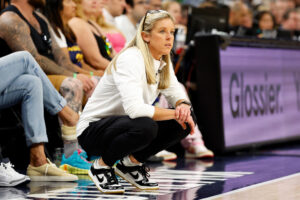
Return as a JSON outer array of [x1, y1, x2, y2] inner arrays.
[[107, 11, 174, 89]]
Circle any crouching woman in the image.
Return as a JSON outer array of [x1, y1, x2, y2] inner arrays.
[[77, 10, 195, 194]]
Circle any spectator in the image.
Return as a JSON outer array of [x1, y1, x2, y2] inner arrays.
[[78, 10, 194, 194], [0, 0, 94, 175], [115, 0, 147, 43], [229, 1, 251, 28], [148, 0, 162, 10], [99, 0, 127, 52], [270, 0, 289, 26], [229, 1, 254, 36], [103, 0, 126, 26], [44, 0, 104, 77], [0, 0, 95, 114], [0, 51, 78, 182], [69, 0, 115, 70], [281, 9, 298, 31], [255, 11, 276, 38]]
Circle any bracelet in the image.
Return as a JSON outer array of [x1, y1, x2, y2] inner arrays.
[[178, 101, 192, 107]]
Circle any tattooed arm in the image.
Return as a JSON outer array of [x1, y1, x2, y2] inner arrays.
[[0, 12, 73, 76]]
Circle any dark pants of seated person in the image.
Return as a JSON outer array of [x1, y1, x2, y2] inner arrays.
[[78, 116, 190, 166]]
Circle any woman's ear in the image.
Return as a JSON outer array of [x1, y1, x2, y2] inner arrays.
[[141, 31, 150, 43]]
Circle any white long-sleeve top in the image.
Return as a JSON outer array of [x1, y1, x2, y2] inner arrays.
[[76, 47, 188, 136]]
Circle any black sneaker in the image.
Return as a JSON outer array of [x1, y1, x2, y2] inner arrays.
[[88, 165, 124, 194], [115, 160, 159, 190]]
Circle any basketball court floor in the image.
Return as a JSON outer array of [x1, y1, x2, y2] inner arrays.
[[1, 142, 300, 200]]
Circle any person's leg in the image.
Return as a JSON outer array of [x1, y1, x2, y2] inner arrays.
[[0, 75, 48, 148], [132, 120, 190, 163], [78, 116, 158, 167], [78, 116, 157, 193], [0, 51, 78, 126], [59, 77, 83, 113]]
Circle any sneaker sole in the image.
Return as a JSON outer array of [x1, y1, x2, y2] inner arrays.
[[29, 175, 78, 182], [185, 151, 214, 159], [115, 168, 159, 190], [88, 170, 125, 194], [60, 164, 90, 175], [0, 177, 29, 186]]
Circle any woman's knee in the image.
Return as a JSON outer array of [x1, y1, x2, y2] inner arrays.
[[133, 117, 158, 141]]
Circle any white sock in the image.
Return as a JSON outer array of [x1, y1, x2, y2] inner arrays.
[[122, 156, 141, 166], [93, 159, 109, 169]]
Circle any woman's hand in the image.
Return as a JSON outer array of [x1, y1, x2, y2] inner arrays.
[[175, 103, 191, 122], [176, 115, 195, 135], [175, 104, 195, 134]]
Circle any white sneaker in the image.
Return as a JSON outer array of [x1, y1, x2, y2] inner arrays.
[[155, 150, 177, 161], [0, 162, 29, 186], [185, 144, 214, 159]]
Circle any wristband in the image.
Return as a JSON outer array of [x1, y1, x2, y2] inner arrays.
[[73, 72, 77, 78], [178, 101, 192, 107]]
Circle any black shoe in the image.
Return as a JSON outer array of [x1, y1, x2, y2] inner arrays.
[[115, 160, 159, 190], [88, 165, 124, 194]]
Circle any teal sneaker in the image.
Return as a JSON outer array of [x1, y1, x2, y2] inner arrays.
[[59, 150, 92, 175]]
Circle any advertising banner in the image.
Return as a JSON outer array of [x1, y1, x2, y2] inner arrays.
[[220, 47, 300, 147]]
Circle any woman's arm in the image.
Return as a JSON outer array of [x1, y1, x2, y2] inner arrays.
[[153, 106, 195, 134], [69, 18, 110, 70]]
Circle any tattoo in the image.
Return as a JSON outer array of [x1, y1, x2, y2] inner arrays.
[[59, 77, 83, 113], [0, 12, 72, 76]]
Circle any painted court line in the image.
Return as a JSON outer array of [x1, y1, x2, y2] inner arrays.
[[202, 173, 300, 200]]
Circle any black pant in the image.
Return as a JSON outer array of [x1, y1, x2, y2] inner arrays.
[[78, 116, 190, 166]]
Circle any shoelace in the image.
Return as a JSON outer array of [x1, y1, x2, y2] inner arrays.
[[106, 168, 119, 185], [1, 162, 20, 177], [139, 164, 150, 182]]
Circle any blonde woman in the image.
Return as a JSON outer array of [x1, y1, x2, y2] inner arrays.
[[77, 10, 195, 194], [69, 0, 115, 70]]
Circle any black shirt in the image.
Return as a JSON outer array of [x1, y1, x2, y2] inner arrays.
[[0, 5, 54, 60]]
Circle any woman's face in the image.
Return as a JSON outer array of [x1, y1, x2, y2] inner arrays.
[[144, 18, 175, 60], [81, 0, 105, 16], [61, 0, 76, 22], [167, 3, 181, 25], [259, 13, 274, 30]]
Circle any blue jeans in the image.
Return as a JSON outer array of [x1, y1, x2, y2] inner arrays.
[[0, 51, 67, 146]]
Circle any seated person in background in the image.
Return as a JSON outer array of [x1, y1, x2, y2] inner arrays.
[[77, 10, 194, 194], [270, 0, 290, 27], [44, 0, 104, 77], [228, 1, 254, 36], [281, 8, 298, 31], [254, 11, 277, 39], [44, 0, 101, 100], [0, 51, 78, 183], [69, 0, 115, 71], [102, 0, 127, 53], [0, 0, 93, 174], [0, 0, 96, 113], [278, 9, 298, 39], [147, 0, 162, 10], [115, 0, 147, 43]]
